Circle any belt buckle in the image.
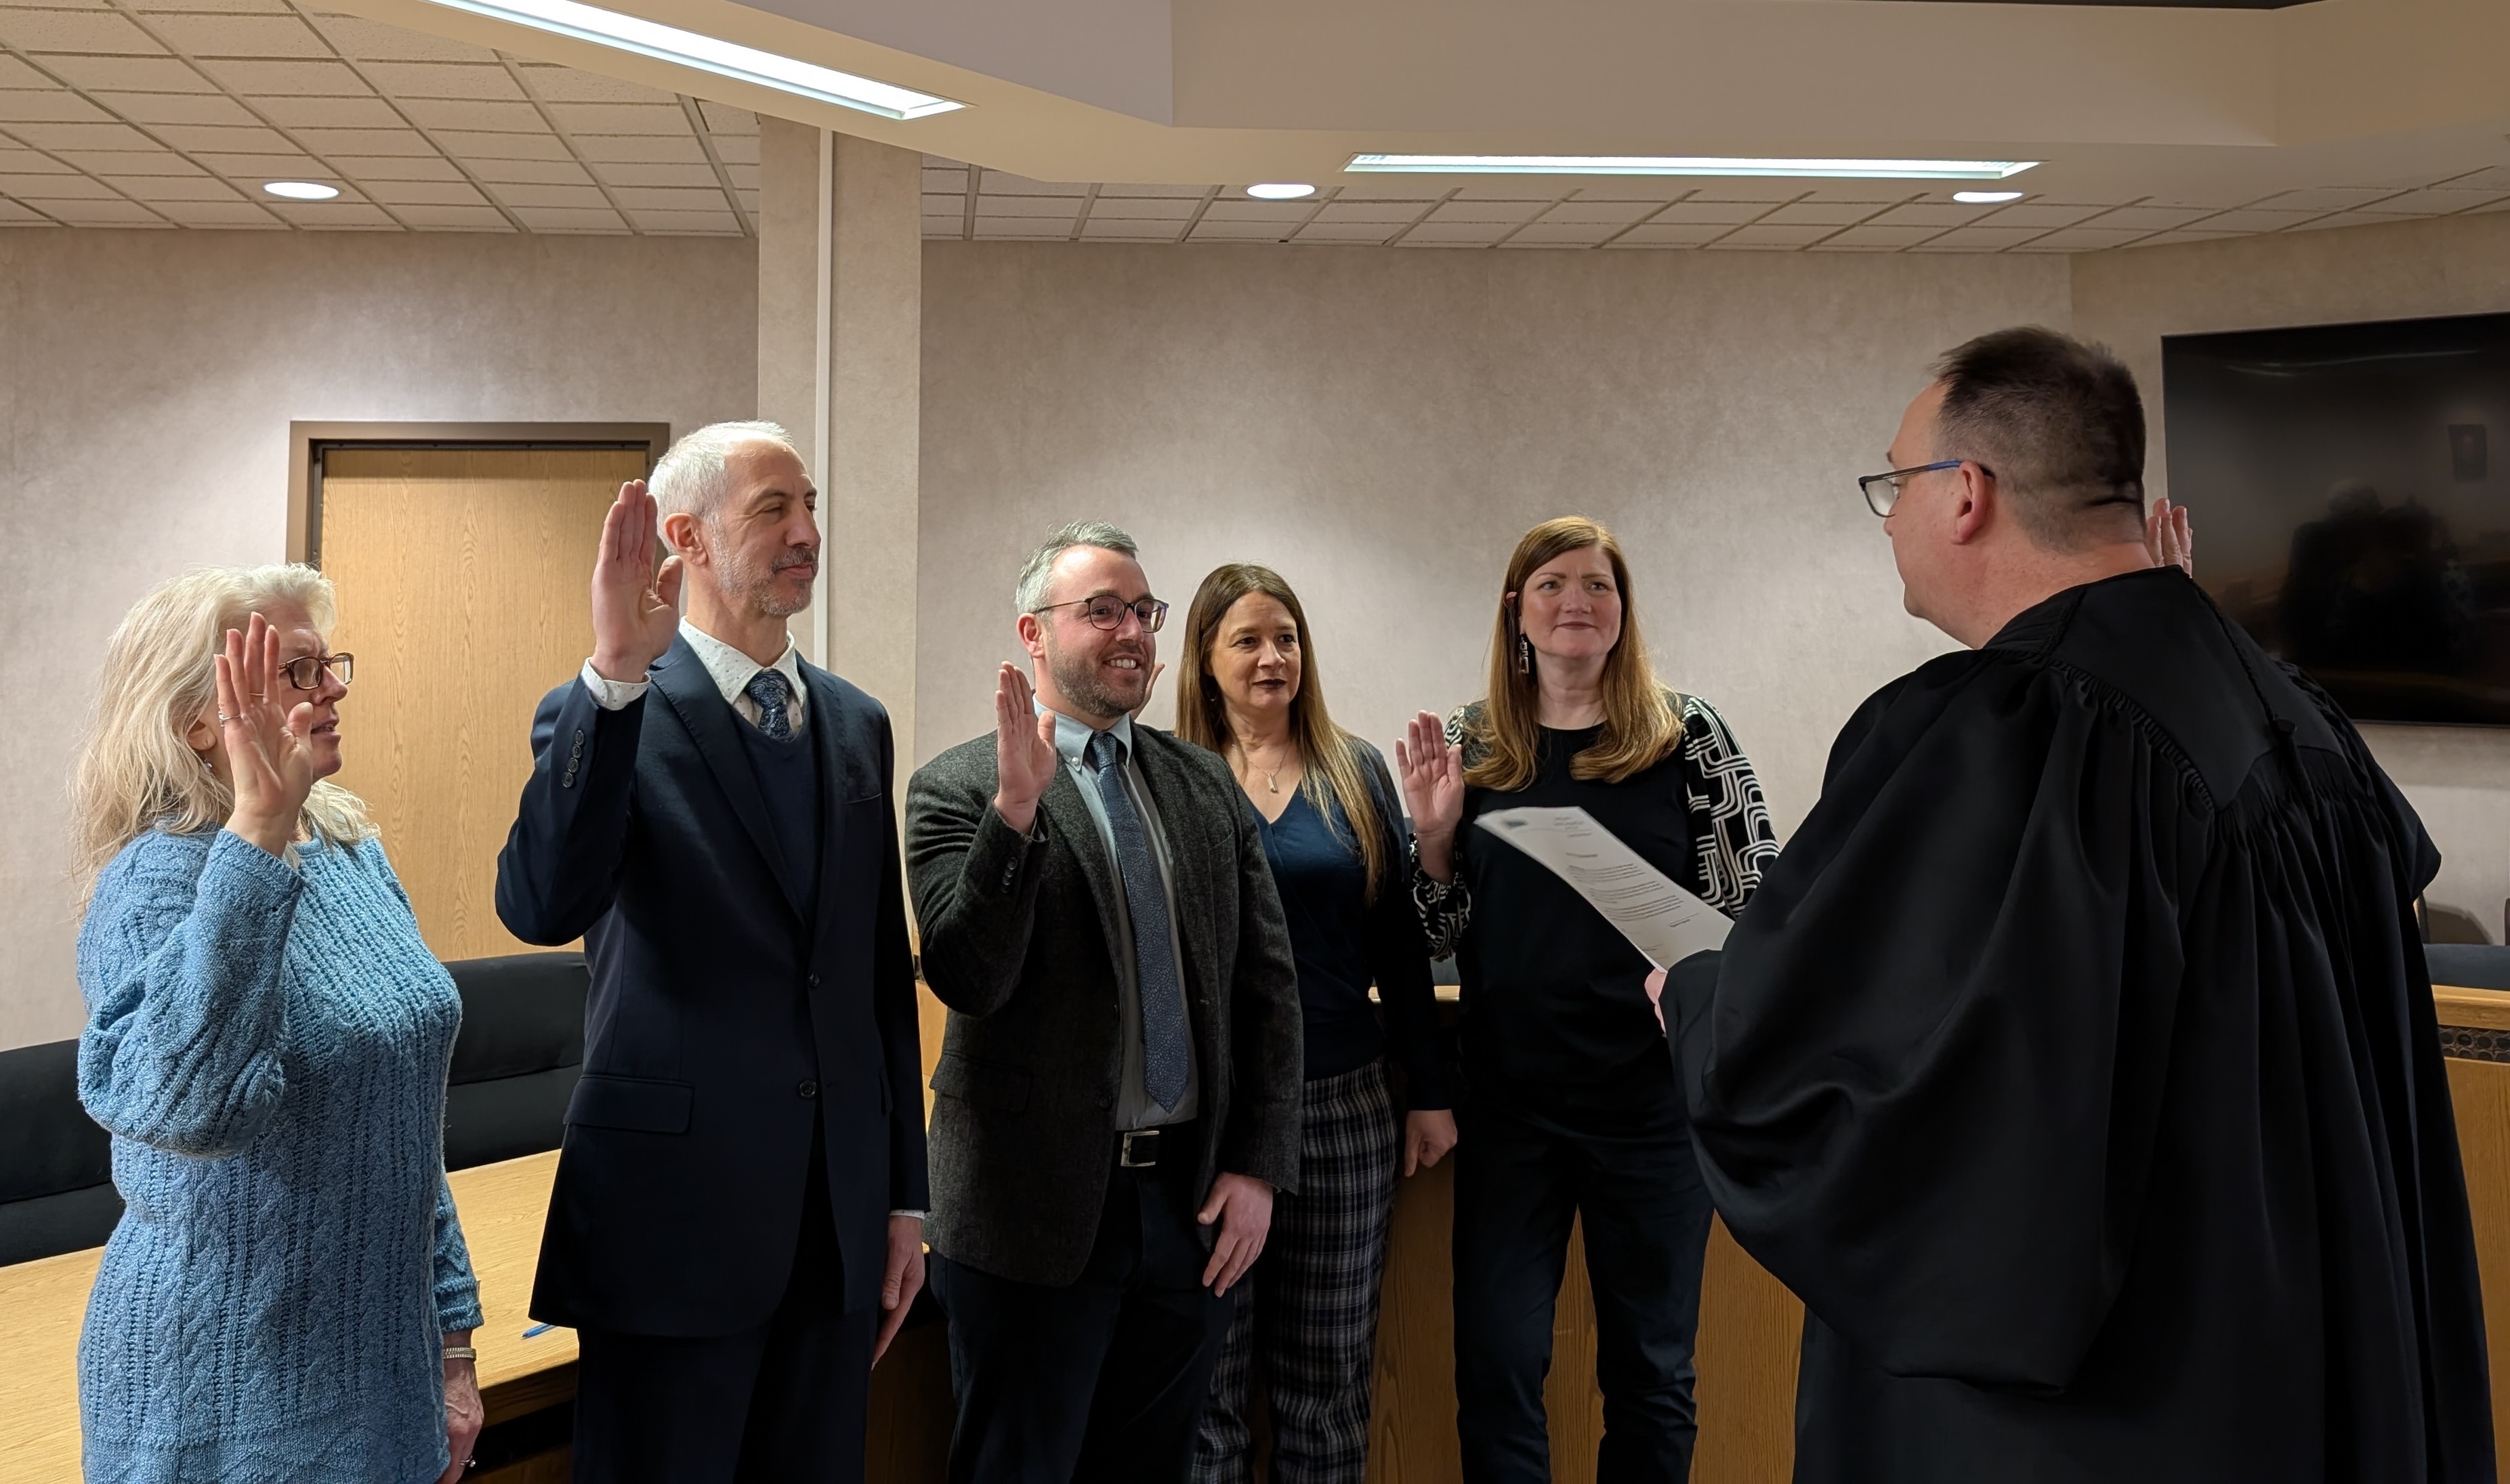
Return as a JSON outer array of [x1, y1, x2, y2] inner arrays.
[[1119, 1129, 1160, 1168]]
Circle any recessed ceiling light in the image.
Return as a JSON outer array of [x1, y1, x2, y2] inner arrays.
[[263, 181, 340, 200], [1953, 190, 2027, 204], [411, 0, 963, 119], [1245, 182, 1316, 200], [1346, 154, 2038, 181]]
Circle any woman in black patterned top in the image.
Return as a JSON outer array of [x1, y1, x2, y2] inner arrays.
[[1396, 515, 1777, 1484]]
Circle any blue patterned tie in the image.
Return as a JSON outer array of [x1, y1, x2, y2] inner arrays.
[[743, 669, 793, 741], [1087, 729, 1189, 1111]]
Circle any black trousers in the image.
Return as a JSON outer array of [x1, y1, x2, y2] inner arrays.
[[929, 1135, 1236, 1484], [572, 1128, 874, 1484], [1452, 1073, 1715, 1484]]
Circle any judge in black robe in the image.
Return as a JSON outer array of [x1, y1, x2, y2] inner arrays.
[[1664, 329, 2492, 1483]]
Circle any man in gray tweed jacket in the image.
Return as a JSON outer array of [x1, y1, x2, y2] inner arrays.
[[905, 520, 1303, 1484]]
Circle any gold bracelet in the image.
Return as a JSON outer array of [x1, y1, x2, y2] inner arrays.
[[441, 1346, 478, 1363]]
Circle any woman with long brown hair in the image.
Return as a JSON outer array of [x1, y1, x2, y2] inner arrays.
[[1396, 517, 1777, 1483], [1175, 562, 1455, 1484]]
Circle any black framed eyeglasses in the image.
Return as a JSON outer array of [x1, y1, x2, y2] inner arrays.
[[1858, 459, 1978, 517], [1034, 595, 1170, 633], [277, 653, 354, 690]]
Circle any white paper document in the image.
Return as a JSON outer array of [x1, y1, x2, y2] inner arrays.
[[1475, 805, 1733, 969]]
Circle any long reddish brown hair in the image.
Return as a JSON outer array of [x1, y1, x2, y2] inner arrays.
[[1465, 516, 1681, 792]]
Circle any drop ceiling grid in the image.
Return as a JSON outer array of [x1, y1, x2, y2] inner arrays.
[[0, 0, 759, 230], [5, 0, 2510, 245]]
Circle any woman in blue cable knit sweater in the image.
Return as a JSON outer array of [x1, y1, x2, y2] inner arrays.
[[70, 565, 485, 1484]]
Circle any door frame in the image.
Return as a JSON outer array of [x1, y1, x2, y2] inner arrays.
[[286, 421, 674, 566]]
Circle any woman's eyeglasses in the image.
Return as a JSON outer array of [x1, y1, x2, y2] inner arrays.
[[274, 653, 354, 690]]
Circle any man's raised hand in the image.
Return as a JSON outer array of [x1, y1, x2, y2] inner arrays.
[[991, 664, 1060, 834], [2145, 496, 2194, 578], [589, 479, 684, 683]]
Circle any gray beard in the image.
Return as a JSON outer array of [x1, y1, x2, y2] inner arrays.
[[718, 548, 812, 619]]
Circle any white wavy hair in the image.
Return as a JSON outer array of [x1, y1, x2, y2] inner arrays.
[[72, 564, 374, 893]]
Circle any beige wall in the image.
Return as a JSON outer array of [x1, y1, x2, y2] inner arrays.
[[2073, 211, 2510, 944], [0, 228, 757, 1051], [915, 240, 2069, 833]]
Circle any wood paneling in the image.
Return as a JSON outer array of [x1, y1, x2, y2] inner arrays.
[[2445, 1055, 2510, 1454], [320, 446, 641, 961]]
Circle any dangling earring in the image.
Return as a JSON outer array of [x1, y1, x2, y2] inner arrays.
[[1515, 633, 1532, 675]]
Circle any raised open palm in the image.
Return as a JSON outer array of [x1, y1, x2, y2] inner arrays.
[[215, 614, 322, 855], [2145, 496, 2194, 578], [992, 664, 1061, 830], [590, 478, 684, 681], [1395, 710, 1466, 841]]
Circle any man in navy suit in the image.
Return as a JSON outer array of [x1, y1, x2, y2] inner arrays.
[[496, 422, 927, 1484]]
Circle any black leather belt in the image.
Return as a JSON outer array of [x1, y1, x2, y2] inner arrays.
[[1118, 1128, 1163, 1168]]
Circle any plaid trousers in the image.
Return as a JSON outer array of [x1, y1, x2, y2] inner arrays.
[[1194, 1059, 1400, 1484]]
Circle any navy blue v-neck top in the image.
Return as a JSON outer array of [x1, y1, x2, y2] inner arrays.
[[1248, 745, 1450, 1107]]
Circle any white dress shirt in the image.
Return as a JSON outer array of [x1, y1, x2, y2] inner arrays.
[[580, 620, 808, 737]]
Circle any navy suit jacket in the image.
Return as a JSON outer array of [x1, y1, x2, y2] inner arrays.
[[495, 636, 928, 1334]]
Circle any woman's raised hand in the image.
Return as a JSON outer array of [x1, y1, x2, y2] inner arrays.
[[992, 664, 1061, 833], [589, 478, 684, 683], [215, 613, 322, 858], [1396, 710, 1466, 882]]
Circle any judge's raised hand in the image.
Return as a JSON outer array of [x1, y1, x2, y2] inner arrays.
[[992, 663, 1060, 834], [2145, 496, 2194, 578], [215, 614, 322, 860], [1396, 710, 1467, 883], [589, 478, 684, 683]]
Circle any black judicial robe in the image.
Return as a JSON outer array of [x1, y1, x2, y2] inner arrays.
[[1667, 566, 2492, 1483]]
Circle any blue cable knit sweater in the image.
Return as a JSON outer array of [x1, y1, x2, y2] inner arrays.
[[75, 826, 484, 1484]]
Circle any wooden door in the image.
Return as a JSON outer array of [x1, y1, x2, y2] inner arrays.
[[318, 446, 643, 960]]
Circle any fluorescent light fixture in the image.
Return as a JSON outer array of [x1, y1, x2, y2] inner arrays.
[[1953, 190, 2026, 204], [413, 0, 964, 119], [1244, 182, 1316, 200], [263, 181, 340, 200], [1347, 154, 2037, 181]]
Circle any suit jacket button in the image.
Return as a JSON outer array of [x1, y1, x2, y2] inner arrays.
[[806, 973, 820, 990], [798, 1080, 818, 1099]]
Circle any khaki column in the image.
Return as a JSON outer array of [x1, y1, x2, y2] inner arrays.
[[757, 116, 922, 764]]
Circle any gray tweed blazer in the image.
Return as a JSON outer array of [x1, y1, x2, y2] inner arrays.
[[904, 722, 1303, 1287]]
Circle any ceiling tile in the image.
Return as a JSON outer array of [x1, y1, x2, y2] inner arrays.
[[134, 0, 295, 13], [598, 161, 714, 188], [2361, 187, 2500, 215], [1424, 198, 1541, 224], [2249, 185, 2408, 213], [359, 62, 518, 100], [1970, 202, 2102, 229], [1292, 220, 1396, 242], [1682, 180, 1810, 203], [695, 101, 751, 133], [390, 202, 509, 229], [45, 198, 167, 224], [1312, 200, 1421, 224], [1095, 182, 1204, 198], [1866, 202, 1992, 228], [252, 95, 402, 128], [150, 122, 291, 152], [1398, 221, 1505, 245], [1331, 183, 1448, 202], [96, 91, 253, 125], [735, 188, 756, 213], [976, 195, 1080, 219], [271, 198, 397, 228], [570, 133, 700, 163], [2028, 226, 2158, 250], [2440, 165, 2510, 192], [722, 162, 755, 191], [490, 181, 606, 208], [287, 126, 434, 155], [2283, 210, 2419, 234], [0, 147, 75, 171], [5, 119, 154, 149], [146, 197, 280, 226], [629, 207, 737, 233], [359, 176, 483, 205], [1201, 199, 1313, 222], [0, 91, 111, 124], [432, 128, 567, 160], [190, 150, 318, 174], [1707, 222, 1832, 248], [396, 98, 540, 132], [1080, 219, 1176, 240], [1086, 196, 1197, 219], [146, 14, 329, 57], [1500, 223, 1614, 247], [607, 184, 720, 211], [1445, 180, 1562, 200], [306, 16, 497, 63], [196, 59, 367, 94], [1187, 218, 1289, 240], [919, 214, 964, 236], [2072, 205, 2209, 232], [920, 165, 964, 190], [39, 56, 209, 91], [2179, 208, 2311, 232], [2136, 228, 2242, 246], [105, 171, 243, 200], [1755, 201, 1876, 226], [710, 134, 755, 165], [976, 217, 1071, 238], [2466, 194, 2510, 213], [1797, 185, 1917, 205], [0, 55, 51, 87], [59, 148, 195, 173], [918, 189, 961, 215], [1648, 200, 1772, 226], [1912, 225, 2050, 251], [545, 102, 684, 135], [980, 171, 1087, 196], [468, 156, 588, 184], [0, 10, 164, 54], [1568, 181, 1694, 202], [515, 64, 674, 104], [1814, 224, 1941, 249], [1, 171, 118, 198], [0, 198, 58, 222], [328, 152, 461, 180], [1537, 201, 1653, 225]]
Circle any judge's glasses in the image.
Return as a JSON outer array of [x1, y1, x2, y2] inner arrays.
[[1033, 595, 1171, 633], [1858, 459, 1988, 517]]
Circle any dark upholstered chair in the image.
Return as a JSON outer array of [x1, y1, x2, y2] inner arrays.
[[0, 1039, 122, 1267], [442, 952, 589, 1172], [2428, 944, 2510, 993]]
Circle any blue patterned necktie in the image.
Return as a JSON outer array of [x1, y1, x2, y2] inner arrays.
[[743, 669, 793, 741], [1087, 729, 1189, 1110]]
